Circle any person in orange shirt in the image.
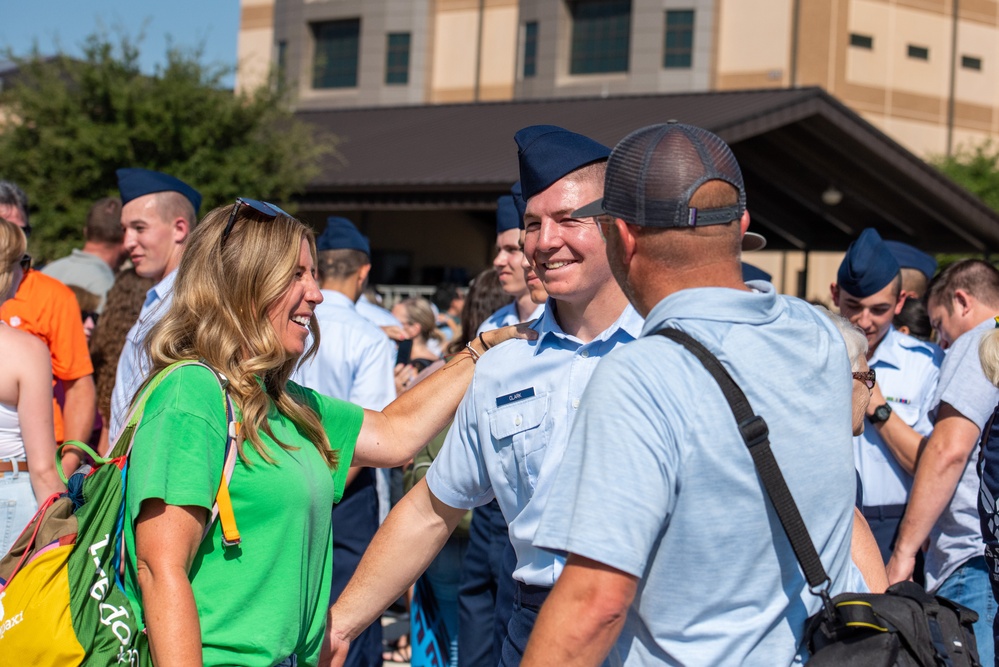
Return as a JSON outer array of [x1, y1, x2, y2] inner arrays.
[[0, 180, 94, 465]]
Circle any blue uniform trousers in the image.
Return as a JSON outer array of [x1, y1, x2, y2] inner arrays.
[[330, 468, 382, 667], [499, 584, 550, 667], [458, 499, 516, 667]]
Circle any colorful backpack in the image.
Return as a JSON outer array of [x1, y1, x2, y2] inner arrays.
[[0, 361, 241, 666]]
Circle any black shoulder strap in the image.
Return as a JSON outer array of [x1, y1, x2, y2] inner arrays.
[[655, 327, 830, 594]]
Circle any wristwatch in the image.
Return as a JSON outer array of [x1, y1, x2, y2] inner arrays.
[[870, 403, 892, 425]]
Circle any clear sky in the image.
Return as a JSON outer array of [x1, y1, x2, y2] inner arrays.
[[1, 1, 240, 86]]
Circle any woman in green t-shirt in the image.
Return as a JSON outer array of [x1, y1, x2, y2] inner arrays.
[[125, 200, 526, 667]]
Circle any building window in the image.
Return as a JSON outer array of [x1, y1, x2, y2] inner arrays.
[[385, 32, 410, 85], [663, 10, 694, 68], [907, 44, 929, 60], [275, 40, 288, 84], [962, 55, 982, 71], [312, 19, 361, 89], [569, 0, 631, 75], [523, 21, 538, 78], [849, 33, 873, 49]]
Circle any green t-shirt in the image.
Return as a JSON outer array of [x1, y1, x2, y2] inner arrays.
[[122, 364, 364, 667]]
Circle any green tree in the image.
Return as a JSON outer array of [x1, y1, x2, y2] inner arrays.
[[933, 140, 999, 269], [0, 33, 335, 262]]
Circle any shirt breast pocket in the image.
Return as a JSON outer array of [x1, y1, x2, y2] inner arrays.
[[488, 394, 551, 491]]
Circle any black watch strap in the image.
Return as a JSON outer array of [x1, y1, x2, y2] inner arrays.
[[870, 403, 892, 424]]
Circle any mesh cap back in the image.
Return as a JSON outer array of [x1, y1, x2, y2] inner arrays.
[[581, 122, 746, 228]]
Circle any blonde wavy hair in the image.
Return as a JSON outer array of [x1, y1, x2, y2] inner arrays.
[[143, 203, 335, 467], [0, 218, 26, 300]]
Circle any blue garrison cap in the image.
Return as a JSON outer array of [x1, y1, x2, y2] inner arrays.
[[317, 217, 370, 256], [496, 195, 520, 235], [742, 262, 772, 283], [116, 168, 201, 215], [884, 240, 937, 281], [837, 228, 900, 298], [511, 182, 527, 227], [515, 125, 611, 201]]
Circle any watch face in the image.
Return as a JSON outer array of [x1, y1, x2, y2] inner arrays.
[[873, 404, 892, 423]]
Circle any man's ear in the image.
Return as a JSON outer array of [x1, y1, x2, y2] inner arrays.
[[953, 288, 973, 315], [893, 291, 907, 316], [173, 216, 191, 244], [614, 218, 638, 266], [357, 263, 372, 288], [830, 283, 840, 307]]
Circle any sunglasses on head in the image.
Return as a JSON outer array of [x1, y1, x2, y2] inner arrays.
[[220, 198, 292, 250], [19, 254, 30, 271]]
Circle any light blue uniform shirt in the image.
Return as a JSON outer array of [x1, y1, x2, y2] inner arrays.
[[292, 290, 396, 411], [476, 301, 545, 335], [427, 301, 643, 587], [109, 269, 178, 440], [535, 284, 861, 666], [356, 294, 402, 329], [855, 326, 943, 506], [925, 317, 999, 591]]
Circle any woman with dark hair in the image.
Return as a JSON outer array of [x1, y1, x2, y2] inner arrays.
[[122, 200, 528, 666]]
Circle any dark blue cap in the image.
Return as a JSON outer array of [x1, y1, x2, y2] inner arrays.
[[837, 228, 900, 298], [116, 168, 201, 215], [511, 182, 527, 228], [515, 125, 610, 201], [496, 195, 520, 235], [883, 240, 937, 281], [742, 262, 772, 283], [317, 217, 370, 256]]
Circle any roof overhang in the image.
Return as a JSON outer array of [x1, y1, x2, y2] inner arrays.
[[296, 87, 999, 253]]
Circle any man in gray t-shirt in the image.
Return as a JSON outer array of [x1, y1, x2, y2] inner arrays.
[[887, 259, 999, 664]]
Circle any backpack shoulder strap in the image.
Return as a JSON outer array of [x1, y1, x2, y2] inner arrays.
[[654, 327, 830, 596], [117, 360, 242, 547]]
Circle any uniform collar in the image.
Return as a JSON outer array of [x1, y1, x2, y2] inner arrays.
[[144, 269, 178, 308], [869, 325, 903, 370], [642, 283, 780, 336], [532, 298, 643, 356], [320, 289, 357, 311]]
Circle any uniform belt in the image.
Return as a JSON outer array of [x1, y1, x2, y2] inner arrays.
[[516, 582, 552, 610], [861, 503, 907, 520], [0, 459, 29, 473]]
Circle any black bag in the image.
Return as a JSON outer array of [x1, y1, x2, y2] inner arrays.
[[655, 328, 982, 667]]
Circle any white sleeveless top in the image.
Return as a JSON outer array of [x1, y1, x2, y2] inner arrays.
[[0, 400, 25, 459]]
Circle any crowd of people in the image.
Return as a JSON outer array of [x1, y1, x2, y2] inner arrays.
[[2, 119, 999, 667]]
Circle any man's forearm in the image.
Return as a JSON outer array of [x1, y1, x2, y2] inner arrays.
[[522, 555, 636, 667], [326, 478, 464, 642], [62, 375, 96, 443], [867, 385, 924, 474], [894, 412, 978, 556], [872, 416, 926, 475]]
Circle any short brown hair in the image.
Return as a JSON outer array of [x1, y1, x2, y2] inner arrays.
[[317, 248, 369, 282], [926, 259, 999, 312], [85, 197, 124, 243]]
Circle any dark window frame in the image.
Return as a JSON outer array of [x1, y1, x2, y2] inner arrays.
[[849, 33, 873, 49], [385, 32, 411, 85], [523, 21, 538, 78], [568, 0, 632, 75], [907, 44, 929, 60], [961, 55, 982, 71], [311, 18, 361, 89], [663, 9, 694, 69]]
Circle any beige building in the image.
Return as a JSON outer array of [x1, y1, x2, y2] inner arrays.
[[236, 0, 999, 301], [238, 0, 999, 158]]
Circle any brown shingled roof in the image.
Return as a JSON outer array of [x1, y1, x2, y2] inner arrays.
[[296, 87, 999, 253]]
